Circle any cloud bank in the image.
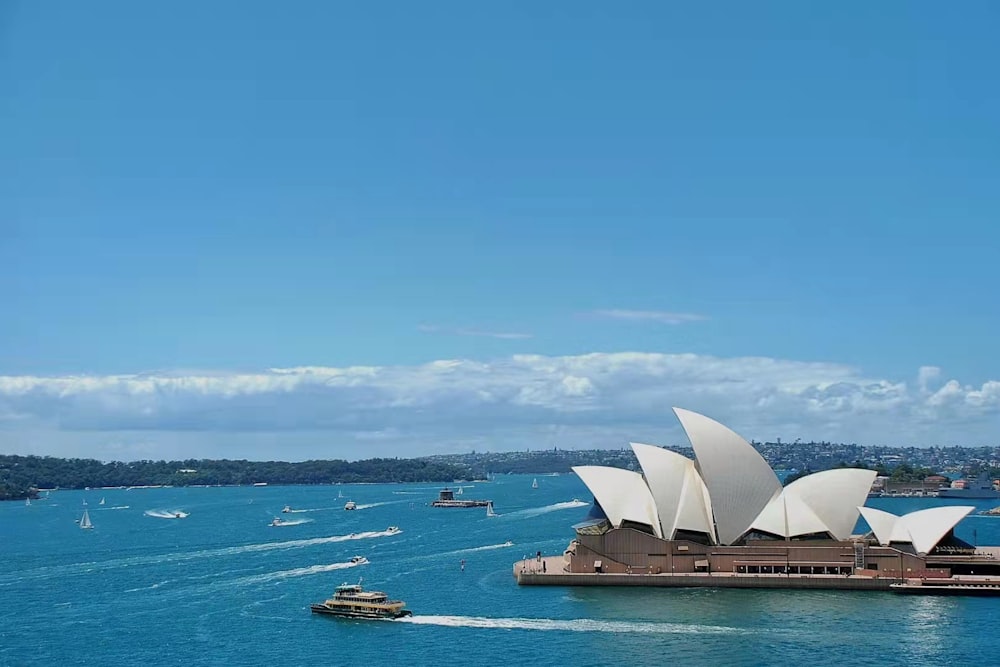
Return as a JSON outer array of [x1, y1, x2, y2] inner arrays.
[[1, 353, 998, 461]]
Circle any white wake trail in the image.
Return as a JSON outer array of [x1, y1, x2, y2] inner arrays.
[[144, 509, 189, 519], [445, 542, 515, 555], [232, 560, 366, 586], [398, 615, 749, 635], [354, 500, 409, 510], [0, 529, 401, 586], [287, 507, 340, 513], [505, 500, 589, 518], [270, 518, 312, 526]]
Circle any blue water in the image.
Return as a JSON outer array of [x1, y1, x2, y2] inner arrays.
[[3, 476, 1000, 666]]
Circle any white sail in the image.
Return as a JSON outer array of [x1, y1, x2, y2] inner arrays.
[[25, 498, 31, 506], [532, 478, 538, 489], [486, 502, 497, 517], [99, 498, 105, 505], [80, 508, 93, 529], [456, 487, 463, 495]]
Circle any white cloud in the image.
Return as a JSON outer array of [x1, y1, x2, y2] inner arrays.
[[918, 366, 942, 393], [1, 352, 999, 460], [590, 309, 708, 324], [418, 324, 533, 339]]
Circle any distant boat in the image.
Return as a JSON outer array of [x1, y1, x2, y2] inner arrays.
[[344, 501, 357, 510], [99, 498, 105, 505], [532, 478, 539, 489], [79, 508, 94, 530], [486, 501, 497, 517], [938, 472, 1000, 499], [456, 487, 463, 495], [25, 498, 31, 507], [270, 517, 286, 527], [338, 490, 344, 499], [282, 505, 292, 513]]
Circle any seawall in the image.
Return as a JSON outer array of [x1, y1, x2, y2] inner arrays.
[[514, 558, 894, 591]]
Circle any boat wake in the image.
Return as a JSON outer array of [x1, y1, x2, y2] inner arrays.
[[354, 500, 408, 510], [144, 510, 189, 519], [505, 500, 589, 518], [445, 542, 515, 555], [96, 505, 131, 511], [271, 518, 313, 526], [124, 579, 171, 593], [231, 560, 366, 586], [397, 615, 749, 635], [286, 507, 342, 513], [0, 529, 402, 586]]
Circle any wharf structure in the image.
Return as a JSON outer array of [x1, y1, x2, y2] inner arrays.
[[514, 408, 1000, 595], [431, 487, 491, 508]]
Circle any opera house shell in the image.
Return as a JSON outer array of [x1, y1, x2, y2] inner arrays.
[[530, 408, 1000, 591]]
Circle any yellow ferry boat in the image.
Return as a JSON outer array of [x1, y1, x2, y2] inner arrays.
[[310, 580, 411, 620]]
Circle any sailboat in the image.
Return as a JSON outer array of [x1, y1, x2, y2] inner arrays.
[[486, 501, 497, 517], [531, 478, 539, 489], [99, 498, 105, 505], [456, 487, 463, 495], [25, 498, 31, 507], [79, 507, 94, 530], [338, 489, 344, 499]]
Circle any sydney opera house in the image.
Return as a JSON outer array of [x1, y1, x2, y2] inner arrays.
[[516, 408, 1000, 593]]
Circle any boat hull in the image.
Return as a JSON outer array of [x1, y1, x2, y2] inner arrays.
[[310, 605, 412, 619], [431, 500, 491, 508]]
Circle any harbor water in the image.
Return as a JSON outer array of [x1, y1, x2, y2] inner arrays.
[[3, 475, 1000, 666]]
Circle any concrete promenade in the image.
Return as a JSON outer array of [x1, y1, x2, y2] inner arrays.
[[513, 558, 895, 591]]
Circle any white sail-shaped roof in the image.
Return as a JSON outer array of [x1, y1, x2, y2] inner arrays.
[[752, 493, 828, 538], [859, 506, 974, 554], [631, 443, 715, 542], [857, 507, 898, 545], [788, 468, 875, 540], [674, 407, 782, 545], [572, 466, 662, 537], [750, 468, 875, 540]]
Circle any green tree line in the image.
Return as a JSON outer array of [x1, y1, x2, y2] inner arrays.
[[0, 455, 469, 500]]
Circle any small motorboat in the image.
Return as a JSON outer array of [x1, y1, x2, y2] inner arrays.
[[344, 501, 357, 510], [282, 505, 292, 513], [386, 526, 400, 534], [270, 517, 286, 527], [350, 555, 369, 565]]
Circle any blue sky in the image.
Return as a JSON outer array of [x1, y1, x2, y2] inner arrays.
[[2, 2, 999, 460]]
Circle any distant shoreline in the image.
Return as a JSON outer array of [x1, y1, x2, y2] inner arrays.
[[0, 454, 474, 501]]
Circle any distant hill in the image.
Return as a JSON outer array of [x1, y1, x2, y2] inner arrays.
[[0, 455, 468, 501]]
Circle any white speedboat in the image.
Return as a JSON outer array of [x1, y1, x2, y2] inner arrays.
[[344, 501, 357, 510]]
